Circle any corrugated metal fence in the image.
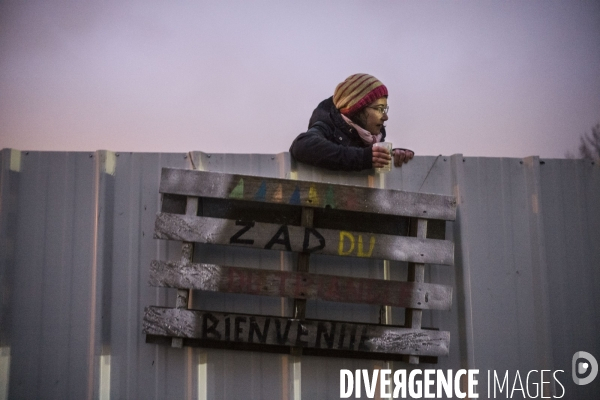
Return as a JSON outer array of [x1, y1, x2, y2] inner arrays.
[[0, 149, 598, 399]]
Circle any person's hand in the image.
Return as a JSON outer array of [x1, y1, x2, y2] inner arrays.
[[372, 146, 391, 168], [393, 149, 414, 167]]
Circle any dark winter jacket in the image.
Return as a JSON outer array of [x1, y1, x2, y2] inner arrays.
[[289, 97, 386, 171]]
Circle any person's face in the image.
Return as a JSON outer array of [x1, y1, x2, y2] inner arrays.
[[362, 97, 389, 135]]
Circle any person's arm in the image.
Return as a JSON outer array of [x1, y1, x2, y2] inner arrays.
[[290, 124, 372, 171]]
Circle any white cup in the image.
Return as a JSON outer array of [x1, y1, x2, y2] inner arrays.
[[373, 142, 393, 172]]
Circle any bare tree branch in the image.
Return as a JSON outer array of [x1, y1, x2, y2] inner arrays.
[[570, 123, 600, 160]]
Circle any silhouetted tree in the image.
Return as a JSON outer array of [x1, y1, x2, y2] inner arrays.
[[568, 123, 600, 160]]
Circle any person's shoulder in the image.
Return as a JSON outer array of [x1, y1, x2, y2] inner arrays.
[[316, 96, 334, 110], [308, 97, 335, 129]]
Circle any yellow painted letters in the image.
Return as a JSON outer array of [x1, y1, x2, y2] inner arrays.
[[338, 231, 376, 257]]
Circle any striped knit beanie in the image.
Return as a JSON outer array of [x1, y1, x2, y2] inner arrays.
[[333, 73, 388, 115]]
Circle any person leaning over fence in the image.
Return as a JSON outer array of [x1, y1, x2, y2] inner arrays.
[[290, 73, 414, 171]]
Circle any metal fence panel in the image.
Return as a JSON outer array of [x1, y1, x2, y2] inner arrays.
[[1, 149, 599, 399]]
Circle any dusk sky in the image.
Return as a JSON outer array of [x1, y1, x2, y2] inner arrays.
[[1, 0, 599, 158]]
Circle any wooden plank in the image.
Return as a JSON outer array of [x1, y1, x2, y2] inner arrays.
[[159, 168, 457, 221], [143, 307, 450, 357], [154, 213, 455, 265], [176, 196, 199, 309], [149, 260, 453, 310], [404, 218, 428, 364], [172, 196, 199, 348], [293, 207, 313, 320]]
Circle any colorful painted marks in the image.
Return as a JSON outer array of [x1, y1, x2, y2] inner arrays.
[[228, 178, 337, 209]]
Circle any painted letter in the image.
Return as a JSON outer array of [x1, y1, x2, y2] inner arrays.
[[202, 313, 221, 340], [357, 325, 370, 351], [338, 231, 355, 256], [295, 323, 308, 347], [265, 225, 292, 251], [274, 319, 292, 345], [224, 315, 230, 341], [234, 316, 246, 342], [357, 235, 376, 257], [248, 317, 270, 344], [315, 322, 336, 349], [302, 227, 325, 252], [229, 220, 255, 245]]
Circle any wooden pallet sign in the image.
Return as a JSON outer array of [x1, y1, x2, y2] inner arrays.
[[143, 167, 457, 363]]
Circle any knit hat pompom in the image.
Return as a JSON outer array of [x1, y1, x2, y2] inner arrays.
[[333, 73, 388, 115]]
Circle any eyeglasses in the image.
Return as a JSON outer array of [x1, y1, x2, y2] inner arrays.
[[368, 105, 389, 115]]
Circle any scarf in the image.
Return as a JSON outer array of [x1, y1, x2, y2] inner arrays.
[[341, 114, 382, 145]]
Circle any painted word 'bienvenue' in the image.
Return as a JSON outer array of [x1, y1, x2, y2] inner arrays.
[[201, 312, 370, 351]]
